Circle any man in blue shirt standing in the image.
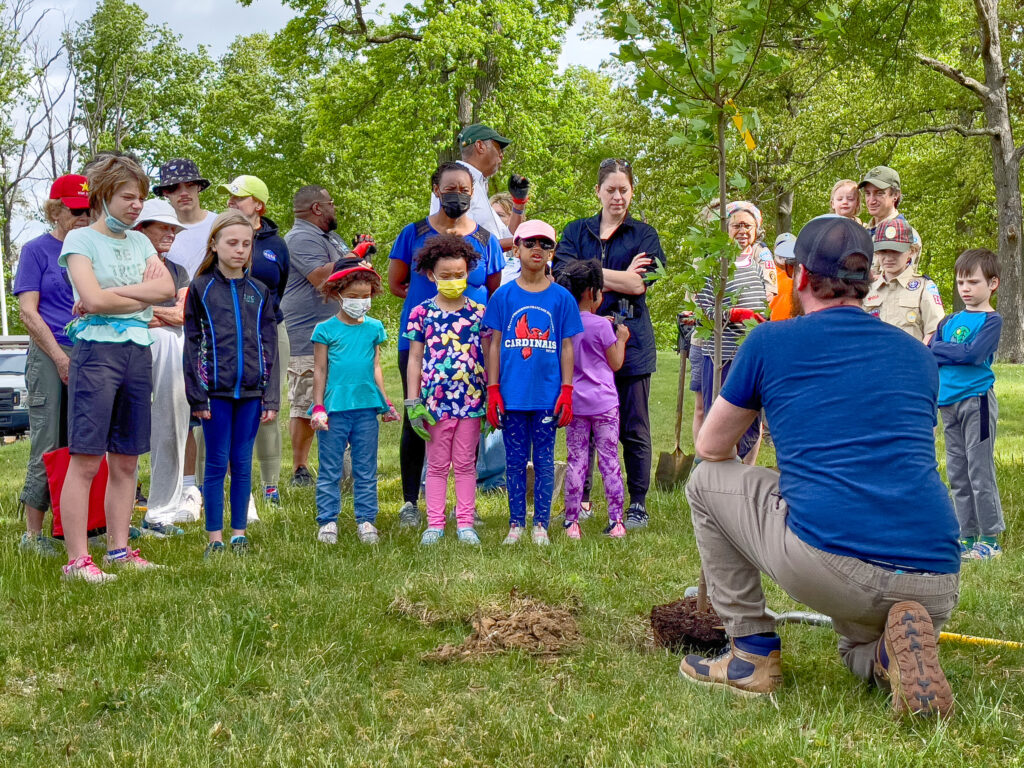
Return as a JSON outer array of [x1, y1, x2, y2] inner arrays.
[[679, 215, 959, 719]]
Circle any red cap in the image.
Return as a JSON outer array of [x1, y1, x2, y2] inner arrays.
[[49, 175, 90, 209]]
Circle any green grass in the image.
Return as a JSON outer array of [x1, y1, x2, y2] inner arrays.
[[1, 354, 1023, 766]]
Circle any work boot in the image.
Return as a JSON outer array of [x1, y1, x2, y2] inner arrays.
[[679, 634, 783, 696], [874, 601, 954, 718]]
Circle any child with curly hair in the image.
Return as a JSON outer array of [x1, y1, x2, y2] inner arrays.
[[310, 256, 399, 545], [404, 234, 490, 545]]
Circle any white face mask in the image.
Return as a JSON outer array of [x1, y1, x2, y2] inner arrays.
[[341, 297, 371, 319]]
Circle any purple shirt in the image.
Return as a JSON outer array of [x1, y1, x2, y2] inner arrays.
[[13, 232, 75, 347], [572, 311, 619, 416]]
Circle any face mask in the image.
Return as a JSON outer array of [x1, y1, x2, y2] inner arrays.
[[436, 278, 467, 299], [440, 192, 471, 219], [341, 297, 371, 319], [102, 200, 131, 235]]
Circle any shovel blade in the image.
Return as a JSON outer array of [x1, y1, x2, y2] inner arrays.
[[655, 450, 696, 489]]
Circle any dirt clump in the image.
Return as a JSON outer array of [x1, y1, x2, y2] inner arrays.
[[424, 594, 582, 662], [650, 597, 727, 653]]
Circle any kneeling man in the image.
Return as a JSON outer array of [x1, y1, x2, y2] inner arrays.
[[680, 215, 960, 718]]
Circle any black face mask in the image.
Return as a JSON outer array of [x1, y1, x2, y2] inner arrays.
[[440, 192, 471, 219]]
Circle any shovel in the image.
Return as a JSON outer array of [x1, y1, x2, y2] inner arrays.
[[655, 327, 695, 489]]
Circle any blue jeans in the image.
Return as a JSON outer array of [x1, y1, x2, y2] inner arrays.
[[477, 429, 507, 490], [504, 410, 557, 528], [316, 408, 379, 526], [202, 397, 262, 532]]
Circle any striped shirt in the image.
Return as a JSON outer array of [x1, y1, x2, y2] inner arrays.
[[696, 261, 768, 361]]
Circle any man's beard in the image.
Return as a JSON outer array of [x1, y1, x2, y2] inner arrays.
[[790, 276, 805, 317], [326, 215, 338, 232]]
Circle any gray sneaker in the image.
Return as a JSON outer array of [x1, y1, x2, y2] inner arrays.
[[357, 521, 379, 544], [398, 502, 421, 529], [19, 532, 61, 557], [624, 503, 649, 530], [317, 521, 338, 544]]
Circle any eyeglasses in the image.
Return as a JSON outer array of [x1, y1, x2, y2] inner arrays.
[[600, 158, 631, 170], [66, 206, 89, 216], [519, 238, 555, 251], [317, 199, 335, 208]]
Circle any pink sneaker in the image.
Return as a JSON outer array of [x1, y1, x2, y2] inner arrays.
[[565, 521, 582, 540], [604, 521, 627, 538], [102, 549, 165, 571], [62, 555, 117, 584]]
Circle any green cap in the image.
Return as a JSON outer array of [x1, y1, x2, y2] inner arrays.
[[858, 166, 900, 190], [457, 123, 511, 149], [220, 175, 269, 204]]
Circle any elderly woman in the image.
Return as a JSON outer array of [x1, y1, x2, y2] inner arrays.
[[553, 159, 667, 530], [693, 200, 769, 464], [133, 198, 191, 536], [13, 175, 90, 556]]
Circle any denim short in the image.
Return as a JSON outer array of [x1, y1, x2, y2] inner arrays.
[[68, 340, 153, 456]]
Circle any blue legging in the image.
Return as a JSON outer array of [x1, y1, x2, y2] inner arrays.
[[504, 410, 557, 528], [202, 396, 262, 532]]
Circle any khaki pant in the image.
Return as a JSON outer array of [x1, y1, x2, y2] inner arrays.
[[685, 460, 960, 681], [20, 342, 71, 511]]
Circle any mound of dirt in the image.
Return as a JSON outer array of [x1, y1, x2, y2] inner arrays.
[[424, 595, 582, 662], [650, 597, 727, 653]]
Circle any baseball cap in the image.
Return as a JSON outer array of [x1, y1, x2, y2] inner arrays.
[[50, 174, 90, 209], [457, 123, 511, 149], [794, 215, 873, 280], [513, 219, 557, 243], [135, 198, 184, 231], [326, 254, 380, 284], [858, 166, 900, 190], [220, 175, 269, 204], [873, 217, 913, 253], [773, 232, 796, 264]]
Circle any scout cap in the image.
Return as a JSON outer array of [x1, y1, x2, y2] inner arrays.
[[873, 217, 913, 253], [794, 215, 873, 280], [457, 123, 511, 149], [858, 166, 900, 190], [220, 175, 269, 204], [513, 219, 557, 243], [50, 174, 90, 208]]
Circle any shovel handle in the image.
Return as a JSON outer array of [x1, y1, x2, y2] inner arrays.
[[673, 351, 687, 452]]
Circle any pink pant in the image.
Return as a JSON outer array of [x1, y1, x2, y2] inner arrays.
[[424, 417, 481, 528]]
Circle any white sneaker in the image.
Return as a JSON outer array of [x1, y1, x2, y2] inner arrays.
[[62, 555, 117, 584], [247, 493, 260, 523], [356, 521, 379, 544], [174, 487, 203, 523], [317, 522, 338, 544]]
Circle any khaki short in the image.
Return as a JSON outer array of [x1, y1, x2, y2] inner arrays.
[[287, 354, 315, 418]]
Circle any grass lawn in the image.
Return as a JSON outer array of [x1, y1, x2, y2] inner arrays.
[[1, 353, 1022, 766]]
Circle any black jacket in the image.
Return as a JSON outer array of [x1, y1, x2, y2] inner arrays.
[[553, 212, 666, 377], [251, 216, 290, 324], [183, 267, 279, 411]]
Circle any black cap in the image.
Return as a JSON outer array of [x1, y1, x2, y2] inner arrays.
[[794, 215, 873, 280], [153, 158, 210, 195]]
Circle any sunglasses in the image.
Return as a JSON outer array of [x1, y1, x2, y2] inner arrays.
[[519, 238, 554, 251], [600, 158, 632, 170], [67, 207, 90, 216]]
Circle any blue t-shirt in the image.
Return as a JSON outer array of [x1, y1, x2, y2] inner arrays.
[[483, 280, 583, 411], [13, 233, 75, 347], [720, 306, 959, 574], [390, 219, 504, 351], [310, 315, 388, 413], [930, 310, 1002, 407]]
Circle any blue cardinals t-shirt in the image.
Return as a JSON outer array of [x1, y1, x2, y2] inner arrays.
[[483, 280, 583, 411], [720, 306, 960, 574], [390, 219, 504, 351]]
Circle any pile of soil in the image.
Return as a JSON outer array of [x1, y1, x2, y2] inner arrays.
[[424, 595, 582, 662], [650, 596, 727, 653]]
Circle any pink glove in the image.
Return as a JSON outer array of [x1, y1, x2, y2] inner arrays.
[[381, 401, 400, 422], [310, 405, 329, 431]]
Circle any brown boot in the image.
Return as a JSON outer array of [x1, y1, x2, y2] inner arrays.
[[875, 601, 954, 718], [678, 636, 783, 697]]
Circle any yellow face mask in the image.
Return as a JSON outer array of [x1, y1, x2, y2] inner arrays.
[[436, 278, 467, 299]]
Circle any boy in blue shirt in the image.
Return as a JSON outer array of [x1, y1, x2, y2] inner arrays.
[[929, 248, 1004, 560], [484, 220, 583, 546]]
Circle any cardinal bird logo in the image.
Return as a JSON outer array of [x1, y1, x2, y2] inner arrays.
[[515, 313, 550, 359]]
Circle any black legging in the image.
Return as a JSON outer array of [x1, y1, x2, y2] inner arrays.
[[582, 372, 652, 507], [398, 347, 425, 504]]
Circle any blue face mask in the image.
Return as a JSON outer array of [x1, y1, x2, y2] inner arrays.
[[102, 200, 132, 235]]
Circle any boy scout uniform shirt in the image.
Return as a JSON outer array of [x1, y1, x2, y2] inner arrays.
[[863, 264, 944, 342]]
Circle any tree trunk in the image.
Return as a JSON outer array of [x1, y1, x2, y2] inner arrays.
[[975, 0, 1024, 361], [775, 187, 793, 234]]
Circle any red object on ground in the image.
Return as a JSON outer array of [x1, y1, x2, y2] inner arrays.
[[43, 447, 108, 539]]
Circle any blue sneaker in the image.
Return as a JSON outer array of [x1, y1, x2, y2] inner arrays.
[[457, 527, 481, 545], [264, 486, 281, 506], [420, 527, 444, 545], [142, 520, 185, 538], [229, 535, 250, 555], [204, 541, 225, 558], [964, 541, 1002, 560], [678, 635, 783, 696]]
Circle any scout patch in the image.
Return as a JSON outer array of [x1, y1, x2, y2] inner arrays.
[[907, 279, 920, 290], [906, 310, 919, 324], [885, 225, 898, 239]]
